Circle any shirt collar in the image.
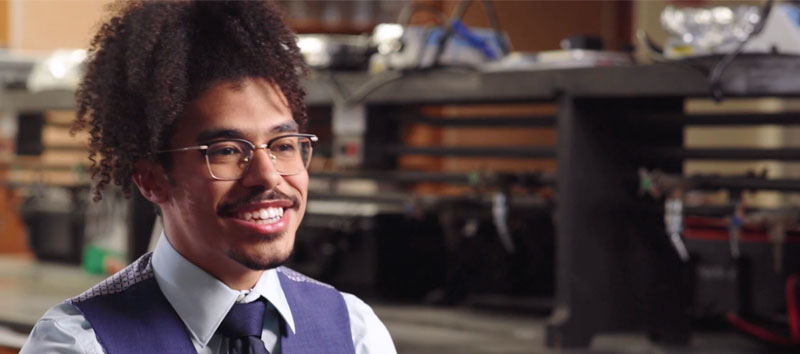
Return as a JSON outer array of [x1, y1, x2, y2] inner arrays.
[[253, 265, 296, 335], [151, 234, 296, 348]]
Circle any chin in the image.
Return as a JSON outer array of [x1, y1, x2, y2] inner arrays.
[[228, 248, 292, 270], [233, 255, 289, 270], [227, 235, 294, 271]]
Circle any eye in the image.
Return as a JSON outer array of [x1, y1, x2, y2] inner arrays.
[[207, 142, 245, 158], [211, 147, 240, 156], [274, 143, 296, 152], [270, 137, 300, 155]]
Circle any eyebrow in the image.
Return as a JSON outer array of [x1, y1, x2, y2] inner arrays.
[[272, 121, 299, 133], [195, 129, 243, 143], [194, 121, 299, 143]]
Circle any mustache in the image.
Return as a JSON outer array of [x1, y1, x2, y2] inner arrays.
[[217, 189, 299, 216]]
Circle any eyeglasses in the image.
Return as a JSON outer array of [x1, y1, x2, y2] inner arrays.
[[157, 134, 318, 180]]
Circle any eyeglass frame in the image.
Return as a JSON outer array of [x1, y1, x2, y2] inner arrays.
[[155, 133, 318, 180]]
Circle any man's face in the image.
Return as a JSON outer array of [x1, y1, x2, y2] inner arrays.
[[157, 78, 308, 278]]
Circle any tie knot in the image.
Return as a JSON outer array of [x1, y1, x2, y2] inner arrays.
[[219, 300, 266, 338]]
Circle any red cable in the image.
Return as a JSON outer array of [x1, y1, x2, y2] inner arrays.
[[787, 274, 799, 340], [726, 313, 798, 346]]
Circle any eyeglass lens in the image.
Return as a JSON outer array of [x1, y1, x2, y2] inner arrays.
[[204, 136, 313, 179]]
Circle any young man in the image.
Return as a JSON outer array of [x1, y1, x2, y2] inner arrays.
[[20, 1, 396, 353]]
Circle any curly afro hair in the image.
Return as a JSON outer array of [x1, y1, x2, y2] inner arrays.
[[72, 0, 307, 201]]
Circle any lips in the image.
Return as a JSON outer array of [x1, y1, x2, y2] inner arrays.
[[238, 206, 284, 224], [218, 189, 299, 217], [225, 202, 292, 235], [217, 189, 300, 235]]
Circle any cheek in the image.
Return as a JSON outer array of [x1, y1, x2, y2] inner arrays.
[[286, 174, 309, 197], [173, 173, 224, 217], [287, 175, 308, 224]]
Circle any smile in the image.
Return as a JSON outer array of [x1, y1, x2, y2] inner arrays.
[[238, 207, 285, 224], [228, 201, 292, 235]]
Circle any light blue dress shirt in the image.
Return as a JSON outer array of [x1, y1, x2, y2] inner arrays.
[[20, 235, 396, 354]]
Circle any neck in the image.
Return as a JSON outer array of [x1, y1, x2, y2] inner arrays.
[[205, 257, 265, 290], [180, 245, 264, 290], [161, 227, 264, 291]]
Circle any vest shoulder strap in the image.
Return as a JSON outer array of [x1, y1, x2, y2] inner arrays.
[[277, 266, 356, 354], [71, 253, 197, 354]]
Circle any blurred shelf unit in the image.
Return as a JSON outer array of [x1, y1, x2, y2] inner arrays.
[[302, 56, 800, 349], [0, 92, 89, 189], [0, 89, 75, 112], [277, 0, 407, 35]]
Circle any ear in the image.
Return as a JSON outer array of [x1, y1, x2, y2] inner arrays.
[[132, 159, 170, 204]]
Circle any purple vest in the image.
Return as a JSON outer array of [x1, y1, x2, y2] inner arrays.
[[70, 253, 355, 354]]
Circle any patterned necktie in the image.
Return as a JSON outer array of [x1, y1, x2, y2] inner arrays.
[[219, 299, 269, 354]]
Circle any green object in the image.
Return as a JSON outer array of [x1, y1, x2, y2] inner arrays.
[[83, 244, 124, 275], [468, 171, 481, 187], [640, 176, 652, 192]]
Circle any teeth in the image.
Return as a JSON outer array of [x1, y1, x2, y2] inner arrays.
[[238, 207, 284, 223]]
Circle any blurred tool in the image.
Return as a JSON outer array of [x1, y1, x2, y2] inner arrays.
[[665, 194, 690, 262], [638, 168, 790, 262], [740, 209, 797, 273], [426, 0, 508, 69], [640, 168, 800, 270], [640, 168, 690, 261], [770, 219, 786, 273], [729, 198, 743, 260], [370, 23, 507, 71], [492, 191, 514, 254], [370, 0, 509, 71], [639, 168, 689, 262], [638, 168, 690, 199]]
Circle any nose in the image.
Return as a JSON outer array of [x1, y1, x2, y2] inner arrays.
[[240, 147, 282, 189]]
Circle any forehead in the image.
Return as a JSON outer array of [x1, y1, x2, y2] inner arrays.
[[175, 78, 296, 143]]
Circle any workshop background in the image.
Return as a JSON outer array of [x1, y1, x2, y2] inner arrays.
[[1, 0, 800, 353]]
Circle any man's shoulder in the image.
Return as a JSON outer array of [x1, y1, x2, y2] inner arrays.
[[275, 266, 381, 327], [276, 266, 336, 290], [20, 302, 104, 354], [69, 253, 155, 304], [275, 267, 374, 314]]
